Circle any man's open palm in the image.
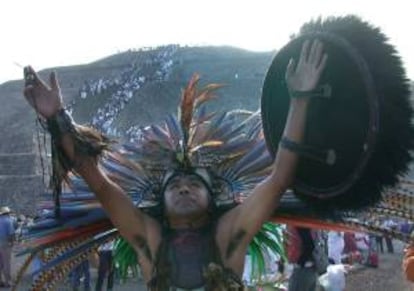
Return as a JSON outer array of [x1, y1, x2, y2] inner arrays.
[[285, 39, 328, 93], [23, 66, 63, 118]]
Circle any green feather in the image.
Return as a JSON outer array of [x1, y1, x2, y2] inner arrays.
[[113, 237, 138, 280], [248, 222, 286, 282]]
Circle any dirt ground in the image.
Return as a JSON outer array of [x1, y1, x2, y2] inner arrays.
[[4, 240, 413, 291], [345, 240, 412, 291]]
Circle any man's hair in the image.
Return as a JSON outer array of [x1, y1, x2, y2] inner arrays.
[[161, 169, 213, 194]]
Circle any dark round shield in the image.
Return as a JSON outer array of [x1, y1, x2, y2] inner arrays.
[[261, 16, 414, 210]]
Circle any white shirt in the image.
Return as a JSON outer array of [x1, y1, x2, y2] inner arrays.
[[354, 232, 369, 250], [328, 231, 344, 264]]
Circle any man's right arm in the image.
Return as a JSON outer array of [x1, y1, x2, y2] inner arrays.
[[60, 134, 161, 262], [22, 66, 160, 262]]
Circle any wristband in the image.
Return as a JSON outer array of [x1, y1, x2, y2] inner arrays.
[[289, 84, 332, 99], [47, 109, 76, 141], [280, 137, 336, 165]]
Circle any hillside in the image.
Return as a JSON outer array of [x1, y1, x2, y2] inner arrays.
[[70, 45, 273, 132], [0, 45, 274, 213]]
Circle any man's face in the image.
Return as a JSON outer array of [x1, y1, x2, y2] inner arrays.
[[163, 174, 210, 218]]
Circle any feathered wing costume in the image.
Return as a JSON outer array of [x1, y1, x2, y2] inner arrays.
[[16, 15, 414, 290]]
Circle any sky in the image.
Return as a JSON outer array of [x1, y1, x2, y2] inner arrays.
[[1, 0, 413, 84]]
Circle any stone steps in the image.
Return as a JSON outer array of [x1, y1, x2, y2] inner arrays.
[[0, 153, 38, 176], [0, 174, 45, 215]]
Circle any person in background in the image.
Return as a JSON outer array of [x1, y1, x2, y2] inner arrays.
[[383, 219, 396, 253], [0, 206, 15, 288], [374, 218, 384, 254], [95, 240, 115, 291], [327, 231, 344, 265], [286, 226, 320, 291], [403, 244, 414, 282], [400, 219, 413, 236], [354, 232, 370, 265], [70, 257, 91, 291]]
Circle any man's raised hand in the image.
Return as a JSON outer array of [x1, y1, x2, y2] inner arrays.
[[285, 39, 328, 94], [23, 66, 63, 119]]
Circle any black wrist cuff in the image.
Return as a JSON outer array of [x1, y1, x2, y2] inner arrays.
[[280, 137, 336, 166], [47, 109, 76, 140], [289, 84, 332, 99], [280, 137, 304, 152]]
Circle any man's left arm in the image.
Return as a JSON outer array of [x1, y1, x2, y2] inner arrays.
[[218, 39, 328, 259], [222, 98, 309, 250]]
